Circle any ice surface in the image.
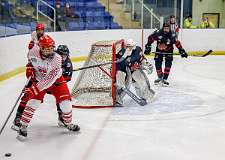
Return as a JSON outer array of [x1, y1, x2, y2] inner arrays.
[[0, 56, 225, 160]]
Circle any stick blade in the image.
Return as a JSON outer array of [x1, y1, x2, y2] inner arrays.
[[201, 50, 213, 57]]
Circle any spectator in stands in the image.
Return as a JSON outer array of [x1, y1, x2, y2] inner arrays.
[[55, 2, 64, 31], [200, 17, 215, 29], [64, 2, 79, 19], [183, 15, 197, 29]]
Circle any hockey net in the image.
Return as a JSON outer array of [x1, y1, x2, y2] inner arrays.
[[71, 39, 124, 108]]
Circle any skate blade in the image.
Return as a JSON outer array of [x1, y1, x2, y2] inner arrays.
[[161, 83, 169, 87], [16, 134, 27, 142]]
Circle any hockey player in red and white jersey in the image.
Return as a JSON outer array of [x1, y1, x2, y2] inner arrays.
[[28, 23, 45, 50], [168, 15, 180, 38], [16, 35, 80, 139]]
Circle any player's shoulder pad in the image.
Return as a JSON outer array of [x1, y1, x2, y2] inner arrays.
[[135, 46, 142, 52]]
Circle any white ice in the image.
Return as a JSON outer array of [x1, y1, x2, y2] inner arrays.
[[0, 56, 225, 160]]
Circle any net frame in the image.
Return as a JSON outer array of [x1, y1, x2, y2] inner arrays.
[[71, 39, 124, 109]]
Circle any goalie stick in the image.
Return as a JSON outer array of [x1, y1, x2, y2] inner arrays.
[[122, 87, 147, 106]]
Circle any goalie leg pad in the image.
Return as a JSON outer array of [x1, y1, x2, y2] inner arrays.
[[132, 70, 154, 100], [116, 71, 127, 90]]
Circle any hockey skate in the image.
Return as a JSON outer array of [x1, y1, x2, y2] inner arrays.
[[65, 123, 80, 132], [57, 110, 65, 127], [58, 117, 65, 127], [16, 125, 28, 141], [154, 78, 162, 85], [11, 117, 22, 132], [161, 79, 169, 86]]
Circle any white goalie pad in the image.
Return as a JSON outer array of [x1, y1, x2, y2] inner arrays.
[[131, 69, 155, 100]]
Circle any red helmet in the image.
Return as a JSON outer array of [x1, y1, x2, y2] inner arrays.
[[36, 23, 45, 31], [39, 35, 55, 48]]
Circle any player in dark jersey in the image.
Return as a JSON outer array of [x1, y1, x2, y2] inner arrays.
[[144, 22, 188, 86]]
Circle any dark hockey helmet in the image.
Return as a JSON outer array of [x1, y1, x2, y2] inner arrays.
[[57, 45, 70, 56], [163, 22, 170, 28], [162, 22, 170, 34]]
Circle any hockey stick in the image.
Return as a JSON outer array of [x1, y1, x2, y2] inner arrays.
[[152, 50, 213, 57], [0, 77, 31, 135], [192, 50, 213, 57], [152, 51, 173, 55], [72, 59, 123, 72]]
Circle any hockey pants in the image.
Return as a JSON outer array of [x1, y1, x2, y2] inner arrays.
[[154, 54, 173, 80]]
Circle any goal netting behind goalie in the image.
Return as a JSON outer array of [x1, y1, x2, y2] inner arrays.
[[71, 39, 124, 108]]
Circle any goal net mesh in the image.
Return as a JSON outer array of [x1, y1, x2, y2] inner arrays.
[[71, 40, 124, 108]]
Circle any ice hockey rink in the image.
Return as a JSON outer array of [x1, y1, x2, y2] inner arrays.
[[0, 55, 225, 160]]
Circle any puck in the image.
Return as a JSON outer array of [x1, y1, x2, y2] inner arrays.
[[4, 153, 12, 157]]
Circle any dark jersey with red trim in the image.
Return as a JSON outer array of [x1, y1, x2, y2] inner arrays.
[[147, 29, 183, 53], [62, 57, 73, 82]]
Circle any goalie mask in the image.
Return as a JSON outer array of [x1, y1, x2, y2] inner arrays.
[[126, 39, 136, 48], [39, 35, 55, 59]]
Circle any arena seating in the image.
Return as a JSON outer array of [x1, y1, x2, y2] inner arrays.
[[0, 0, 122, 37]]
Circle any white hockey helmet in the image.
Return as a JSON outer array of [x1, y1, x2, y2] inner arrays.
[[126, 38, 136, 47]]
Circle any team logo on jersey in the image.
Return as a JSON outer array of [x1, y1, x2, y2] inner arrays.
[[37, 66, 47, 77], [166, 39, 171, 45]]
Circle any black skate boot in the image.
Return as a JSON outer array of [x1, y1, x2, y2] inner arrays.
[[161, 79, 169, 86], [65, 124, 80, 132], [17, 125, 28, 141], [56, 104, 65, 127], [154, 77, 162, 85], [11, 114, 22, 132]]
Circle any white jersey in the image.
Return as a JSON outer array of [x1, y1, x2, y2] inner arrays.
[[28, 45, 62, 91], [31, 31, 45, 45]]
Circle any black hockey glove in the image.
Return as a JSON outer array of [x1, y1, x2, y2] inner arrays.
[[179, 48, 188, 58], [144, 43, 151, 55]]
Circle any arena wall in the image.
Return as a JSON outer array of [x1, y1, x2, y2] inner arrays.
[[0, 29, 225, 80]]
